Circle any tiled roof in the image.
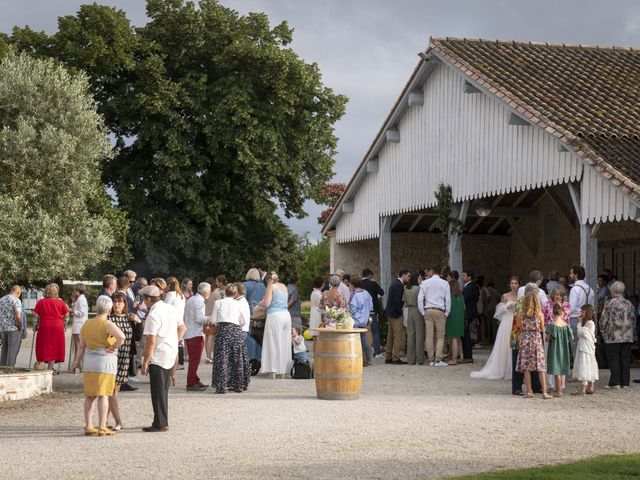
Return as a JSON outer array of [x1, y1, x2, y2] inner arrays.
[[430, 37, 640, 202]]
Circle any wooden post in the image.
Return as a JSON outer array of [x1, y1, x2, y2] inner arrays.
[[326, 230, 336, 275], [379, 216, 393, 301], [447, 201, 469, 274], [567, 182, 598, 288]]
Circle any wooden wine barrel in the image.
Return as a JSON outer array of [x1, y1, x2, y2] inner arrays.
[[313, 328, 366, 400]]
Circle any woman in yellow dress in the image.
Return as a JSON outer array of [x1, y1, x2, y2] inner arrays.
[[70, 296, 125, 436]]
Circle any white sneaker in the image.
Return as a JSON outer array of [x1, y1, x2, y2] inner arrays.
[[434, 360, 448, 367], [429, 361, 435, 367], [374, 354, 384, 359], [128, 376, 139, 383]]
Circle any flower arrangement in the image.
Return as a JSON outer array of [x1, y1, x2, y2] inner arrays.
[[324, 306, 354, 329]]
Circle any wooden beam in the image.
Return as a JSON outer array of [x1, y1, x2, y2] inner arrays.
[[408, 214, 425, 232], [490, 207, 537, 217], [428, 217, 439, 232], [408, 91, 424, 107], [507, 112, 530, 126], [590, 223, 601, 238], [507, 216, 537, 257], [468, 195, 504, 233], [567, 182, 581, 219], [581, 222, 598, 289], [386, 129, 400, 143], [544, 187, 576, 228], [366, 157, 379, 173], [391, 214, 403, 230], [557, 144, 568, 152], [488, 191, 530, 234]]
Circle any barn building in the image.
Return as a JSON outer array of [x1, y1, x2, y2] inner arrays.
[[322, 37, 640, 296]]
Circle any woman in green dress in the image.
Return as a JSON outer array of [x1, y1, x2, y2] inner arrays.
[[545, 302, 573, 397], [446, 279, 465, 365]]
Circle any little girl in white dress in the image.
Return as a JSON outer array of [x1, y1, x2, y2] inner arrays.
[[572, 304, 599, 395]]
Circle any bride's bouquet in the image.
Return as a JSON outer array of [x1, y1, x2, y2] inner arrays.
[[324, 306, 355, 330]]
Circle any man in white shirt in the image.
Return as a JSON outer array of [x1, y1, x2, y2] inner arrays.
[[141, 285, 186, 432], [517, 270, 548, 305], [183, 282, 212, 391], [568, 265, 595, 352], [418, 265, 451, 367]]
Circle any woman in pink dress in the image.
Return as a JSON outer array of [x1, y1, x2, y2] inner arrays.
[[34, 283, 70, 371]]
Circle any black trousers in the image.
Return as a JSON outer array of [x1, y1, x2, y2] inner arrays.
[[605, 342, 632, 387], [511, 349, 542, 394], [149, 364, 171, 428], [462, 317, 475, 359]]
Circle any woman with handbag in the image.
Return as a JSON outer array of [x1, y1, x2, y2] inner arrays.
[[70, 295, 125, 436], [259, 272, 292, 379], [33, 283, 70, 372]]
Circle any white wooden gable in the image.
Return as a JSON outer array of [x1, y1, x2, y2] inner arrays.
[[335, 62, 638, 244]]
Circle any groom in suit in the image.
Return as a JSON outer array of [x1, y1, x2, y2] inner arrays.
[[384, 269, 411, 364]]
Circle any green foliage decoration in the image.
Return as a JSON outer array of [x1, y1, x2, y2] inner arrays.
[[433, 182, 465, 272]]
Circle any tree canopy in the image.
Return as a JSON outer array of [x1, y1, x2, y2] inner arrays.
[[0, 51, 127, 284], [9, 0, 347, 280]]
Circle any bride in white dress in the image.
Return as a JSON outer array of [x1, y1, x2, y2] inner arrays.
[[470, 277, 519, 380]]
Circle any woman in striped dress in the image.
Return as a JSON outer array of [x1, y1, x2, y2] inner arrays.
[[107, 291, 133, 431]]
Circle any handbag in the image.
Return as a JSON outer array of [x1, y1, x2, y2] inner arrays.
[[202, 323, 217, 336]]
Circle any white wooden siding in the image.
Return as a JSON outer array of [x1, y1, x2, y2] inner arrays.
[[581, 166, 638, 224], [336, 63, 584, 244]]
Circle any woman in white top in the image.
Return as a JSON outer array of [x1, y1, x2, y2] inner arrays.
[[259, 272, 292, 379], [69, 283, 89, 371], [470, 276, 519, 380], [309, 276, 324, 333], [209, 283, 250, 393], [164, 277, 186, 379]]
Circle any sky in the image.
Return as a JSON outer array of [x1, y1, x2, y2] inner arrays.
[[2, 0, 640, 238]]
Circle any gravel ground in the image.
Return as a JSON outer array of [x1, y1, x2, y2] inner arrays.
[[1, 335, 639, 479]]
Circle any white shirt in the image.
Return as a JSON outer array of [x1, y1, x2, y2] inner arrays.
[[310, 289, 323, 329], [211, 297, 248, 327], [517, 285, 548, 306], [71, 294, 89, 335], [338, 282, 351, 304], [569, 280, 595, 318], [236, 296, 251, 333], [293, 335, 306, 354], [143, 300, 183, 369], [417, 275, 451, 317], [183, 293, 209, 340], [164, 291, 186, 324]]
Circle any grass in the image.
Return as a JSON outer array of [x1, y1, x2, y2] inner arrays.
[[452, 454, 640, 479]]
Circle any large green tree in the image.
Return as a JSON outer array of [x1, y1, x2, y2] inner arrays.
[[10, 0, 347, 279], [0, 51, 127, 284]]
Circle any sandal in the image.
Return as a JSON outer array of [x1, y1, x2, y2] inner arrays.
[[98, 427, 115, 436], [108, 425, 122, 432], [84, 426, 99, 436], [525, 393, 533, 398], [542, 393, 552, 400]]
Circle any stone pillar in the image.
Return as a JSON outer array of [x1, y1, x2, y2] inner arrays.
[[447, 201, 469, 275], [379, 216, 392, 301], [326, 230, 336, 274]]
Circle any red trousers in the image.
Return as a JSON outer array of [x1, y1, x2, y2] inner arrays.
[[185, 336, 204, 387]]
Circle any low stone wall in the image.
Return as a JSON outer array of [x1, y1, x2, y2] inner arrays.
[[0, 368, 53, 401]]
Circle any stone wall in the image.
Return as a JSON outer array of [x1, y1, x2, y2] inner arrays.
[[0, 368, 52, 401], [333, 233, 511, 289]]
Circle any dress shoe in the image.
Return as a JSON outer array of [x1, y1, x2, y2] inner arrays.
[[461, 358, 474, 364], [197, 382, 209, 388], [391, 359, 407, 365], [120, 383, 138, 391], [384, 359, 393, 364], [633, 379, 640, 384], [186, 384, 207, 391], [142, 426, 169, 433]]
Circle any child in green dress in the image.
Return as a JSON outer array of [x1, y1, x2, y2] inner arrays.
[[545, 302, 574, 397]]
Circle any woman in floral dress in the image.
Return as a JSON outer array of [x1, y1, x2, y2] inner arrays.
[[516, 293, 551, 399]]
